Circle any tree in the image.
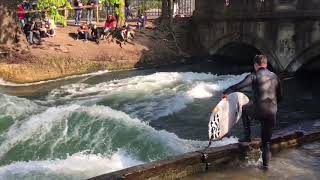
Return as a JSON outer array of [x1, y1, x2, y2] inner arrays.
[[0, 0, 27, 48], [0, 0, 71, 48], [101, 0, 125, 27], [160, 0, 173, 29], [37, 0, 71, 26]]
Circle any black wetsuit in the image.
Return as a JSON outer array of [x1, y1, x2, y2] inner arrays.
[[223, 67, 282, 167]]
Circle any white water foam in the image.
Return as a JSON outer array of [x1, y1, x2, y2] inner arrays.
[[0, 102, 238, 179], [0, 94, 43, 119], [0, 70, 109, 87], [46, 72, 248, 121], [47, 72, 247, 100], [0, 103, 238, 160], [0, 150, 142, 180], [187, 74, 249, 99], [0, 105, 81, 158]]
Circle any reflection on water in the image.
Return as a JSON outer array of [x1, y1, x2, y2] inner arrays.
[[188, 141, 320, 180]]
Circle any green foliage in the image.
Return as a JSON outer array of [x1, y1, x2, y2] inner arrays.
[[99, 0, 124, 19], [99, 0, 121, 6], [140, 0, 161, 14], [109, 0, 121, 4], [37, 0, 71, 26]]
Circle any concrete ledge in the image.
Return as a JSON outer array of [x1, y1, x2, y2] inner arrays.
[[89, 122, 320, 180]]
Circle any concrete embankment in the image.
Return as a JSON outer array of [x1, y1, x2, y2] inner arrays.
[[0, 57, 138, 84], [89, 120, 320, 180]]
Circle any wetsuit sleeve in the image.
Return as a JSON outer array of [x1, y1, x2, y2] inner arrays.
[[223, 74, 254, 94], [276, 77, 283, 103]]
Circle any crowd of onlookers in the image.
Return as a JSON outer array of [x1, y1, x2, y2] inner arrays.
[[73, 0, 99, 25], [76, 14, 135, 48], [17, 0, 56, 45], [16, 0, 147, 46]]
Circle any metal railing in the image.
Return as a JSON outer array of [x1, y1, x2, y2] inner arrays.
[[18, 0, 197, 24], [173, 0, 195, 17]]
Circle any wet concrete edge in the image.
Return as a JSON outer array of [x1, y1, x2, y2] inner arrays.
[[89, 120, 320, 180]]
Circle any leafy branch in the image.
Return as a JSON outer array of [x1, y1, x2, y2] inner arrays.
[[37, 0, 71, 26]]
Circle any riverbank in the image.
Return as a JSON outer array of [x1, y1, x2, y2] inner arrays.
[[0, 21, 188, 83]]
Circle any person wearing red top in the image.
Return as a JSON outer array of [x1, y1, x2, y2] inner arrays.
[[104, 15, 116, 33], [17, 4, 25, 28]]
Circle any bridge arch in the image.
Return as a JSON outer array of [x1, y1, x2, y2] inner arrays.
[[209, 33, 283, 72], [286, 41, 320, 74]]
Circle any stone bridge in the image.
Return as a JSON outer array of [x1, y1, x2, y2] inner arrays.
[[192, 0, 320, 73]]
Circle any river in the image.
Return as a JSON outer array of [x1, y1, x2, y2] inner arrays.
[[0, 62, 319, 179]]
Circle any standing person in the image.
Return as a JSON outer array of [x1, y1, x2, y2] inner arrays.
[[87, 0, 98, 24], [103, 0, 111, 15], [74, 0, 83, 25], [222, 55, 282, 169], [22, 0, 31, 22], [125, 0, 132, 20], [17, 4, 25, 28], [137, 13, 145, 30]]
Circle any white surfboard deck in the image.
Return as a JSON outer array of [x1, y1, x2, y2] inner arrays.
[[208, 92, 249, 141]]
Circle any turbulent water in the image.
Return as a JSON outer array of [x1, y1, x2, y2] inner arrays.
[[0, 64, 319, 180], [0, 70, 249, 179]]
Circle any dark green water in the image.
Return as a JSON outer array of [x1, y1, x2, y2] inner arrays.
[[0, 63, 319, 179]]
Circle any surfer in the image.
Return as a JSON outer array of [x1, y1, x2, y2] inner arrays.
[[222, 54, 283, 169]]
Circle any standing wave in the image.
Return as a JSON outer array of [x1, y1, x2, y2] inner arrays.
[[0, 104, 237, 179]]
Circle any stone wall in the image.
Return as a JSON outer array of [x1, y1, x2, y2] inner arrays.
[[192, 0, 320, 73]]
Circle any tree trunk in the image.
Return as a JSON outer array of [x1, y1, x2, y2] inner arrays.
[[168, 0, 174, 25], [161, 0, 169, 19], [0, 0, 27, 49], [116, 0, 126, 28], [160, 0, 173, 29]]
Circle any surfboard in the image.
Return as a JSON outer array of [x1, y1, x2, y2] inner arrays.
[[208, 92, 249, 142]]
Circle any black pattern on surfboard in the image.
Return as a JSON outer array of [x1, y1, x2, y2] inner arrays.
[[210, 113, 221, 139]]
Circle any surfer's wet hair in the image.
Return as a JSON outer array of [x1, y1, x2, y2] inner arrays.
[[253, 55, 268, 65]]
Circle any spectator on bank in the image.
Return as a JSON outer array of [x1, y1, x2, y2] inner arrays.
[[125, 0, 132, 20], [104, 15, 116, 34], [103, 0, 111, 15], [121, 23, 134, 42], [74, 0, 83, 25], [90, 24, 102, 44], [34, 19, 42, 40], [23, 20, 34, 44], [76, 23, 89, 42], [46, 19, 56, 37], [87, 0, 98, 24], [17, 4, 25, 28], [31, 2, 42, 20], [22, 0, 31, 22], [137, 13, 146, 30], [24, 19, 41, 45], [39, 21, 48, 38]]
